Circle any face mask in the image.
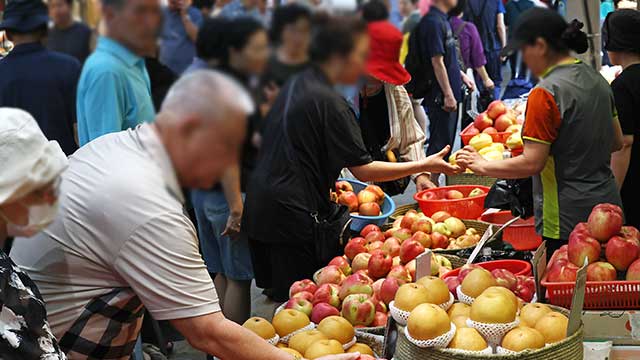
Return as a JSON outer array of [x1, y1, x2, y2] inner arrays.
[[0, 202, 59, 238]]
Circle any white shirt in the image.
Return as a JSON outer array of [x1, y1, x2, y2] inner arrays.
[[11, 124, 220, 359]]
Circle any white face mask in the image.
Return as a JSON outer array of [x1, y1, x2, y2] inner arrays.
[[0, 202, 59, 238]]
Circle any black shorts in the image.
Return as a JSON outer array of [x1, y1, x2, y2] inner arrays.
[[249, 239, 321, 303]]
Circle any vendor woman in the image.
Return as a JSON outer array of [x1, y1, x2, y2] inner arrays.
[[457, 8, 624, 255], [244, 17, 460, 302]]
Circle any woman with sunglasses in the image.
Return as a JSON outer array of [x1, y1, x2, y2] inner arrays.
[[458, 8, 624, 256]]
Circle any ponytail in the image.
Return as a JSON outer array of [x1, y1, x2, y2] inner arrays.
[[561, 19, 589, 55]]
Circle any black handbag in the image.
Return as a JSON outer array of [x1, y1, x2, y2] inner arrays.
[[484, 177, 535, 219], [281, 77, 352, 264]]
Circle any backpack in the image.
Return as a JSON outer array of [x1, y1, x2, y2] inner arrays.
[[467, 0, 499, 52], [453, 22, 468, 71]]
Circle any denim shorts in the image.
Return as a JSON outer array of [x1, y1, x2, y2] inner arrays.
[[191, 189, 254, 281]]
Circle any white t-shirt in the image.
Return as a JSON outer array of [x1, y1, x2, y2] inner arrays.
[[11, 124, 220, 359]]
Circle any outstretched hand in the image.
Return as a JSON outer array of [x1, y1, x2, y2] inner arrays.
[[424, 145, 461, 176], [456, 146, 488, 175], [315, 353, 362, 360]]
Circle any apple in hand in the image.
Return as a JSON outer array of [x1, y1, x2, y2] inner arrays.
[[290, 279, 318, 297], [586, 261, 617, 282], [311, 302, 341, 324], [588, 203, 624, 242], [605, 235, 640, 271], [285, 298, 313, 317], [313, 284, 341, 308]]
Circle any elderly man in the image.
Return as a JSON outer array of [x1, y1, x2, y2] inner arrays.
[[11, 71, 357, 360]]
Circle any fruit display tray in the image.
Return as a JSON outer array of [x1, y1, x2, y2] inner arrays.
[[414, 185, 491, 220], [541, 276, 640, 310]]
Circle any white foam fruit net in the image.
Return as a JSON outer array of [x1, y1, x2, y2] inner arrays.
[[456, 285, 475, 305], [389, 301, 410, 326], [279, 322, 316, 344], [404, 323, 456, 349], [496, 346, 519, 355], [442, 346, 494, 355], [467, 318, 520, 346], [342, 336, 357, 350], [438, 292, 455, 311], [266, 334, 281, 346]]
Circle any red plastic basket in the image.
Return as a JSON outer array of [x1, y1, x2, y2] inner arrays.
[[480, 211, 542, 251], [541, 276, 640, 310], [441, 260, 532, 280], [414, 185, 490, 220], [460, 123, 512, 146]]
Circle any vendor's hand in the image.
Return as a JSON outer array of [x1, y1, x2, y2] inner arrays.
[[313, 353, 361, 360], [456, 146, 488, 175], [415, 174, 437, 191], [483, 78, 495, 90], [443, 94, 457, 113], [222, 211, 242, 238], [424, 145, 461, 176], [461, 72, 476, 92]]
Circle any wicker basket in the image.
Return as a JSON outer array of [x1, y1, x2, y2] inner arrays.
[[446, 173, 498, 188]]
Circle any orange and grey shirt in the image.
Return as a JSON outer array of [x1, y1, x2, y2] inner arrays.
[[522, 60, 622, 240]]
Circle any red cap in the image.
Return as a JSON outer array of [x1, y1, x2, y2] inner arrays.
[[366, 21, 411, 86]]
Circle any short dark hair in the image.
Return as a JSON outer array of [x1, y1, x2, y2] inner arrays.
[[218, 17, 266, 65], [310, 16, 367, 63], [193, 0, 215, 9], [101, 0, 125, 9], [196, 18, 230, 61], [361, 0, 389, 22], [449, 0, 466, 17], [269, 4, 312, 43], [7, 24, 48, 37]]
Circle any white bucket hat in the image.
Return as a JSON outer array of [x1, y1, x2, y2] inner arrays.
[[0, 108, 68, 205]]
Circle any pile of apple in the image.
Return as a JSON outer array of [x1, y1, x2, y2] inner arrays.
[[242, 313, 383, 359], [471, 100, 522, 137], [545, 203, 640, 283], [333, 181, 386, 216], [415, 187, 486, 201]]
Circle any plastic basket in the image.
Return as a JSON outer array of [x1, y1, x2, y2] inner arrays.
[[460, 123, 512, 146], [541, 275, 640, 310], [479, 211, 542, 251], [441, 259, 533, 280], [338, 178, 396, 232], [414, 185, 490, 220]]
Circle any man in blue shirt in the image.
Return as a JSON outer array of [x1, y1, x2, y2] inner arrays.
[[76, 0, 161, 146], [0, 0, 80, 156], [159, 0, 203, 75], [465, 0, 507, 99]]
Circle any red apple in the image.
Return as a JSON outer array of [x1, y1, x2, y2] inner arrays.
[[491, 269, 518, 291], [621, 226, 640, 242], [400, 212, 419, 230], [605, 235, 640, 271], [514, 283, 534, 303], [368, 250, 393, 279], [357, 189, 378, 205], [365, 231, 385, 244], [360, 224, 381, 238], [310, 302, 341, 324], [329, 256, 352, 276], [431, 211, 451, 223], [586, 261, 617, 282], [445, 190, 464, 200], [410, 231, 431, 249], [392, 228, 413, 243], [338, 191, 359, 212], [372, 311, 388, 327], [474, 111, 493, 131], [351, 253, 372, 273], [366, 241, 384, 254], [345, 237, 367, 260], [487, 100, 508, 119], [285, 298, 313, 317], [384, 227, 398, 238], [336, 180, 354, 194], [399, 239, 425, 264], [379, 277, 400, 305], [430, 232, 450, 249], [365, 185, 385, 205], [588, 203, 624, 242], [568, 224, 601, 266], [466, 126, 480, 136], [494, 114, 514, 132], [547, 245, 569, 272], [339, 272, 374, 300], [547, 262, 579, 282], [382, 237, 401, 257], [371, 295, 387, 313], [372, 278, 384, 298], [312, 284, 341, 308], [292, 291, 314, 303], [359, 202, 381, 216], [457, 264, 480, 282], [341, 294, 376, 326], [626, 259, 640, 281], [387, 265, 412, 285], [290, 279, 318, 297], [482, 126, 498, 135], [405, 260, 416, 281], [411, 219, 432, 234], [444, 276, 460, 299], [316, 265, 346, 285]]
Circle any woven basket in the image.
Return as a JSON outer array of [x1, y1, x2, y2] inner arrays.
[[446, 173, 498, 188], [395, 306, 583, 360]]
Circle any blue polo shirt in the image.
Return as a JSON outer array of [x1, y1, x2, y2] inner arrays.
[[159, 6, 203, 75], [76, 37, 155, 146], [465, 0, 506, 52], [0, 42, 80, 155]]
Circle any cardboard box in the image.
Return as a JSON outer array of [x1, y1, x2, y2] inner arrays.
[[583, 311, 640, 346]]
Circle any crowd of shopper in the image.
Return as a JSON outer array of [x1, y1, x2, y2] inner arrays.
[[0, 0, 638, 359]]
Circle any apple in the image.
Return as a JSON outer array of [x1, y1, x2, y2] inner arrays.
[[364, 231, 385, 244], [328, 256, 352, 276], [430, 232, 450, 249], [482, 126, 498, 135], [431, 211, 451, 223], [392, 228, 413, 242], [445, 190, 464, 200], [372, 278, 384, 298], [339, 272, 373, 300], [411, 218, 432, 234], [514, 275, 535, 302], [469, 188, 485, 197], [357, 189, 378, 205], [444, 217, 466, 237], [243, 317, 277, 340], [405, 260, 416, 281], [285, 298, 313, 317], [341, 294, 376, 326], [311, 302, 341, 324], [606, 235, 640, 271], [400, 212, 419, 230], [392, 256, 401, 267], [586, 261, 617, 282], [292, 291, 314, 303], [351, 253, 372, 273], [474, 112, 493, 131], [487, 100, 508, 119], [272, 309, 311, 337], [382, 237, 401, 257], [547, 245, 569, 272], [335, 180, 353, 194], [494, 113, 514, 132], [368, 250, 393, 279], [317, 315, 355, 345], [378, 278, 400, 305], [364, 185, 385, 204], [304, 339, 345, 359], [290, 279, 318, 297], [384, 227, 398, 238], [313, 284, 341, 308], [547, 261, 579, 282], [432, 222, 452, 237], [345, 237, 367, 260], [387, 265, 412, 285], [568, 224, 601, 266], [457, 264, 480, 282], [588, 203, 624, 242], [621, 226, 640, 242], [466, 126, 480, 136], [491, 269, 517, 291], [289, 330, 329, 355], [372, 311, 388, 327], [626, 258, 640, 281], [359, 202, 381, 216], [338, 191, 359, 212], [410, 231, 431, 248], [371, 295, 387, 313], [444, 277, 460, 298], [316, 265, 346, 285], [366, 240, 384, 254], [360, 224, 381, 238], [399, 239, 425, 264]]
